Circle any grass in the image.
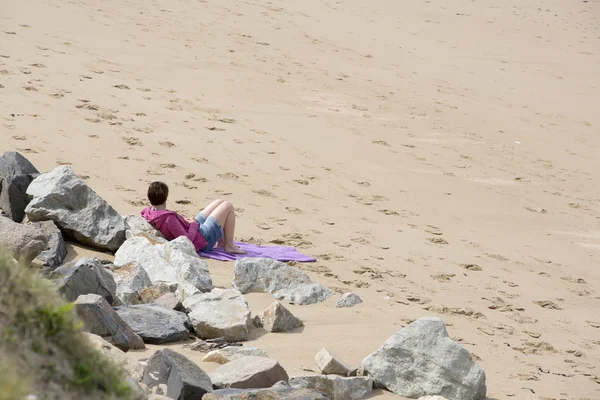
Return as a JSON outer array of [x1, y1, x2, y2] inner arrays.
[[0, 250, 139, 400]]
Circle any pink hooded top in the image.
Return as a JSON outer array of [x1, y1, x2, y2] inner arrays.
[[141, 206, 207, 252]]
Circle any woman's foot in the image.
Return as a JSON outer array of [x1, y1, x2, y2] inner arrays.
[[215, 238, 225, 248], [224, 244, 246, 254]]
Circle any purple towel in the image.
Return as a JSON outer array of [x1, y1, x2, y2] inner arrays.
[[198, 242, 316, 262]]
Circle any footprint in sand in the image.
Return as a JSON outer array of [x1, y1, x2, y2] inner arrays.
[[379, 209, 399, 216], [424, 305, 486, 319], [218, 172, 239, 180], [285, 207, 302, 214], [533, 300, 562, 310], [253, 189, 275, 197], [342, 280, 370, 288], [513, 341, 556, 355], [159, 141, 175, 148], [113, 84, 130, 90], [192, 157, 208, 164], [123, 137, 142, 146], [372, 140, 390, 146], [431, 273, 455, 282], [561, 276, 587, 284], [461, 264, 482, 271], [293, 179, 309, 185], [159, 163, 177, 169], [428, 237, 449, 245]]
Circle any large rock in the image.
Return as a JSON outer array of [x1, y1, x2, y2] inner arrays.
[[32, 220, 67, 268], [210, 356, 289, 389], [182, 288, 251, 341], [233, 258, 333, 305], [116, 304, 190, 344], [261, 301, 303, 333], [315, 348, 352, 376], [290, 375, 373, 400], [361, 317, 486, 400], [204, 381, 328, 400], [112, 262, 153, 305], [84, 332, 128, 368], [336, 293, 363, 308], [203, 347, 269, 364], [51, 257, 117, 304], [142, 348, 212, 399], [114, 235, 213, 299], [0, 151, 39, 222], [124, 214, 166, 240], [74, 294, 145, 351], [0, 216, 46, 263], [25, 166, 126, 251], [154, 292, 183, 311]]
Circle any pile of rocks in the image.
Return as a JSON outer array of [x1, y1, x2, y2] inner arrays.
[[0, 152, 487, 400]]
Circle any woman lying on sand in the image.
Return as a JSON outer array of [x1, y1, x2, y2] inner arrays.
[[141, 181, 246, 254]]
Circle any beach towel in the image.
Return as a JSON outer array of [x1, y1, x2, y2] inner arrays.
[[198, 242, 316, 262]]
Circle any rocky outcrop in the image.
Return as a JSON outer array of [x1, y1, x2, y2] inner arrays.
[[114, 235, 213, 300], [116, 304, 190, 344], [74, 294, 145, 351], [0, 151, 39, 222], [182, 288, 251, 342], [51, 258, 117, 304], [261, 301, 303, 333], [32, 220, 67, 268], [0, 216, 46, 264], [25, 166, 126, 251], [112, 262, 153, 305], [233, 258, 333, 305], [142, 349, 212, 399], [210, 356, 289, 389], [361, 317, 486, 400], [290, 375, 373, 400]]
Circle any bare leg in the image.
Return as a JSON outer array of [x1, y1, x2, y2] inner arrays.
[[198, 199, 225, 220], [209, 201, 245, 254]]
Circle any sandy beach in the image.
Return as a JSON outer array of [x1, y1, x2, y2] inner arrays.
[[2, 0, 599, 398]]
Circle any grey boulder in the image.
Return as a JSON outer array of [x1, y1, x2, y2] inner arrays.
[[114, 235, 213, 300], [233, 258, 333, 305], [32, 220, 67, 269], [361, 317, 486, 400], [123, 214, 166, 240], [203, 381, 328, 400], [336, 293, 363, 308], [182, 288, 251, 342], [290, 375, 373, 400], [116, 304, 190, 344], [261, 301, 304, 333], [74, 294, 145, 351], [51, 257, 117, 304], [25, 166, 126, 251], [210, 356, 289, 389], [0, 151, 39, 222], [142, 348, 212, 399], [0, 216, 46, 264], [315, 348, 352, 376], [203, 347, 269, 364], [112, 262, 153, 305]]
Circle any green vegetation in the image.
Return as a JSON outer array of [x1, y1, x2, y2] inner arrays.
[[0, 250, 138, 400]]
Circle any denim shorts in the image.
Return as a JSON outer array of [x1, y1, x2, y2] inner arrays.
[[196, 213, 224, 251]]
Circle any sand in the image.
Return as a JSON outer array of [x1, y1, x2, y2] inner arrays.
[[2, 0, 599, 398]]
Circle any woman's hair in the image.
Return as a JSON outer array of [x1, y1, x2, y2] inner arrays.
[[147, 181, 169, 206]]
